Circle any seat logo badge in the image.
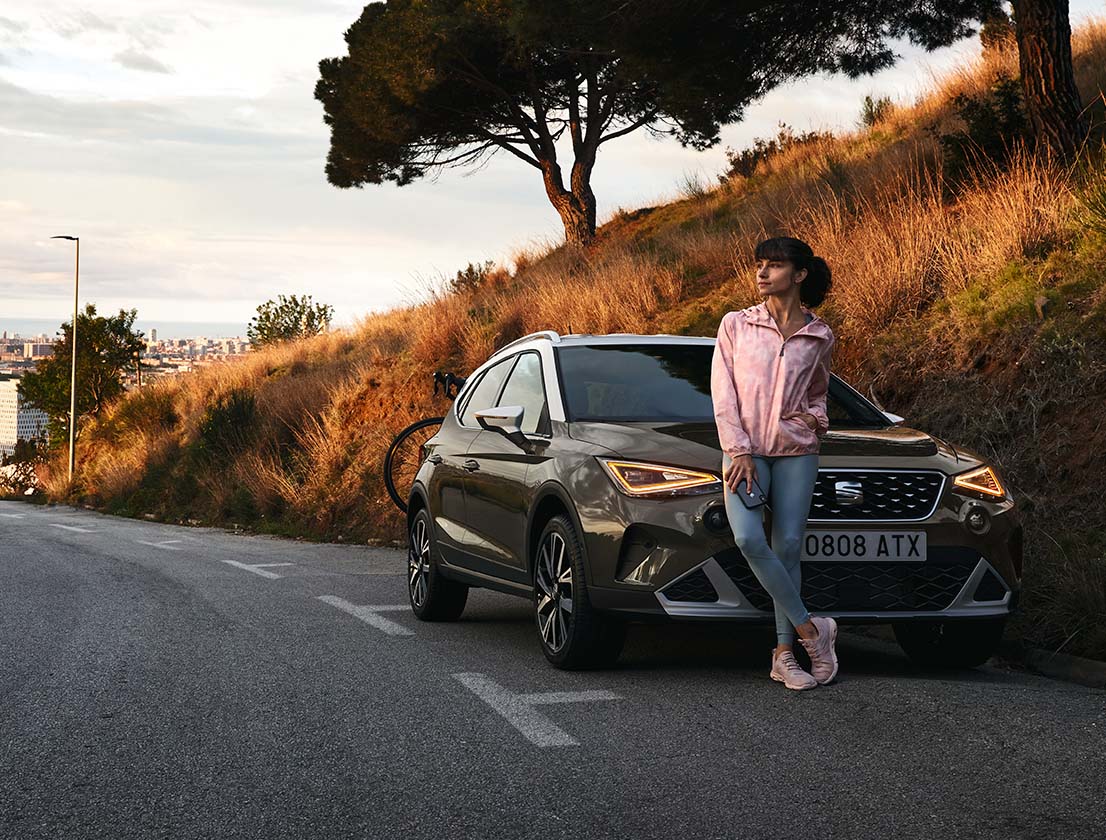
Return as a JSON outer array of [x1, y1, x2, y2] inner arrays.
[[835, 480, 863, 506]]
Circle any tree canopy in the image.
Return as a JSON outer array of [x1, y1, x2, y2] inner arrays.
[[316, 1, 1083, 244], [18, 304, 144, 444], [247, 294, 335, 347]]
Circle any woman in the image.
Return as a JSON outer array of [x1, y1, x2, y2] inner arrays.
[[710, 236, 838, 691]]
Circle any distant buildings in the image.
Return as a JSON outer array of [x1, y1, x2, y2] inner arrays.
[[1, 327, 253, 408], [0, 375, 48, 458]]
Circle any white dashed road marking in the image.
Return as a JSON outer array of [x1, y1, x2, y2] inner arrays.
[[249, 563, 294, 568], [317, 596, 414, 636], [49, 523, 95, 533], [453, 672, 620, 748], [0, 513, 26, 518], [222, 559, 288, 579], [137, 540, 184, 551]]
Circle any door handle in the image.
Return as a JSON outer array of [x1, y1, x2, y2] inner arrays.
[[463, 459, 480, 472], [427, 454, 443, 464]]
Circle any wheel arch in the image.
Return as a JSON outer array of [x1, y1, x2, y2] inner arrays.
[[406, 482, 429, 535], [526, 482, 590, 585]]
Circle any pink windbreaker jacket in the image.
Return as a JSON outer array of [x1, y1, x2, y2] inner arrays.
[[711, 301, 835, 458]]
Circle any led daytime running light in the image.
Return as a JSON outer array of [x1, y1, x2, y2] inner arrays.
[[953, 465, 1005, 498], [599, 459, 721, 495]]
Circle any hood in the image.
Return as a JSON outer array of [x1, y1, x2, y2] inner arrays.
[[568, 420, 973, 474], [738, 301, 834, 342]]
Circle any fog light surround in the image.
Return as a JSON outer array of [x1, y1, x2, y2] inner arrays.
[[703, 505, 730, 535], [962, 503, 991, 534]]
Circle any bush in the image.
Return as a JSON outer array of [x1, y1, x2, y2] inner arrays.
[[677, 170, 710, 200], [719, 123, 833, 181], [859, 94, 894, 128], [196, 390, 256, 462], [1077, 167, 1106, 237], [937, 74, 1029, 187], [449, 261, 495, 295]]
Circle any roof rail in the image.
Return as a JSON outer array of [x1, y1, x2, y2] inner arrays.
[[491, 330, 562, 357]]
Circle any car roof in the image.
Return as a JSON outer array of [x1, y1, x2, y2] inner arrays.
[[488, 330, 713, 361]]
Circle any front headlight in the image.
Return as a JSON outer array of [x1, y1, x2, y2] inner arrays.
[[952, 464, 1006, 499], [598, 458, 722, 497]]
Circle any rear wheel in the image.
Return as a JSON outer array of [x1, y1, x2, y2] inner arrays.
[[408, 508, 468, 621], [893, 617, 1006, 668], [534, 514, 626, 670]]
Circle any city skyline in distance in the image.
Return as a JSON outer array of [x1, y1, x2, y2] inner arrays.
[[0, 316, 257, 342]]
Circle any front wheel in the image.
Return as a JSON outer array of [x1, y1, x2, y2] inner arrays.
[[534, 514, 626, 670], [408, 508, 468, 621], [892, 617, 1006, 669]]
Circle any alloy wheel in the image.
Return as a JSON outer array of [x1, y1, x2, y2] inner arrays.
[[408, 516, 430, 609], [535, 530, 573, 652]]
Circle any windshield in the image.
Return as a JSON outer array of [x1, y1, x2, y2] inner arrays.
[[555, 343, 890, 427]]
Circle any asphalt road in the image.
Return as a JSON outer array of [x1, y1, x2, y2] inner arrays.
[[2, 500, 1103, 840]]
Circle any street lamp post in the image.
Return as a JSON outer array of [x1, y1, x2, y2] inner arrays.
[[51, 235, 79, 481]]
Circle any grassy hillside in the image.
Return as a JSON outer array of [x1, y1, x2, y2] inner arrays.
[[41, 22, 1106, 659]]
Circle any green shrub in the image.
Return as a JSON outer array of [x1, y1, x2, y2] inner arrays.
[[859, 94, 893, 128], [196, 390, 256, 462], [937, 74, 1029, 187], [1076, 169, 1106, 237], [719, 123, 833, 181]]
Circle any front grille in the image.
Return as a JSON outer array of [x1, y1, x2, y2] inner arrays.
[[661, 569, 718, 602], [810, 470, 944, 521], [715, 546, 978, 612]]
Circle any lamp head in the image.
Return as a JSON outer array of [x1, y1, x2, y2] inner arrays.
[[51, 235, 79, 241]]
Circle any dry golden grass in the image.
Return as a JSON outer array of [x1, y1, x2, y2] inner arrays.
[[46, 20, 1106, 655]]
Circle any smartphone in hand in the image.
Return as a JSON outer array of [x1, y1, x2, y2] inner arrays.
[[733, 475, 769, 510]]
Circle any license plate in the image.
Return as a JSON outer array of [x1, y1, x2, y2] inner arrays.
[[801, 530, 926, 562]]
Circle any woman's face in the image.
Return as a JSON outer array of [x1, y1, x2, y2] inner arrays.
[[755, 257, 806, 298]]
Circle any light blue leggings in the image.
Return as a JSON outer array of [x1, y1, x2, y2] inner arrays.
[[722, 452, 820, 646]]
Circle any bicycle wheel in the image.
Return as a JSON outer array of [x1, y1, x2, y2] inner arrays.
[[384, 416, 444, 513]]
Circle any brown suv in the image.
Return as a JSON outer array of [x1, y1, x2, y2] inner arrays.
[[407, 331, 1022, 670]]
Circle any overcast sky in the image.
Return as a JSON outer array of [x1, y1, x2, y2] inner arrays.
[[2, 1, 1102, 329]]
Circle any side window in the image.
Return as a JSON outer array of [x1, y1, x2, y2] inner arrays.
[[459, 357, 513, 427], [497, 352, 549, 435]]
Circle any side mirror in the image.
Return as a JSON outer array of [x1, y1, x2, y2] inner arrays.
[[473, 405, 532, 451], [883, 411, 905, 425]]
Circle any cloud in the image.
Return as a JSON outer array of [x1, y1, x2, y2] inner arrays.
[[52, 10, 116, 39], [114, 47, 171, 74], [0, 78, 316, 155], [0, 16, 27, 33]]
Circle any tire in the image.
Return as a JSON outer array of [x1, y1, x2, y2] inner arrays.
[[533, 514, 626, 670], [893, 617, 1006, 669], [407, 508, 468, 621]]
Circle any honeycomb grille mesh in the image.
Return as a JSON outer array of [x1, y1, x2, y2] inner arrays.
[[812, 470, 944, 520], [715, 547, 977, 612], [661, 569, 718, 602]]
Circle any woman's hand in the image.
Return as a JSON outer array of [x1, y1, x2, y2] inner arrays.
[[724, 453, 759, 495], [782, 410, 817, 430]]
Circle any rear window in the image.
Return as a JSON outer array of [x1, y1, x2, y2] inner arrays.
[[555, 345, 715, 422]]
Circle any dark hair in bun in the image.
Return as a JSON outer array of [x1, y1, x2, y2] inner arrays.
[[754, 236, 832, 307]]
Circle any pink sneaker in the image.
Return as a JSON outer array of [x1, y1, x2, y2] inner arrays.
[[770, 649, 818, 691], [799, 615, 839, 684]]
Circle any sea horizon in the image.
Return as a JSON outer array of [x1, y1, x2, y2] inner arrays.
[[1, 317, 250, 341]]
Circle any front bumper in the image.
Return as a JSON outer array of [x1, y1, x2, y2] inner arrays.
[[654, 549, 1014, 621], [580, 458, 1022, 622]]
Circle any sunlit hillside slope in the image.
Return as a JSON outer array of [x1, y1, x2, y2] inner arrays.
[[39, 22, 1106, 658]]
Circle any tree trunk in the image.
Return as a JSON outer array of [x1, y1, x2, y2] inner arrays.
[[1012, 0, 1087, 160], [540, 159, 596, 245]]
